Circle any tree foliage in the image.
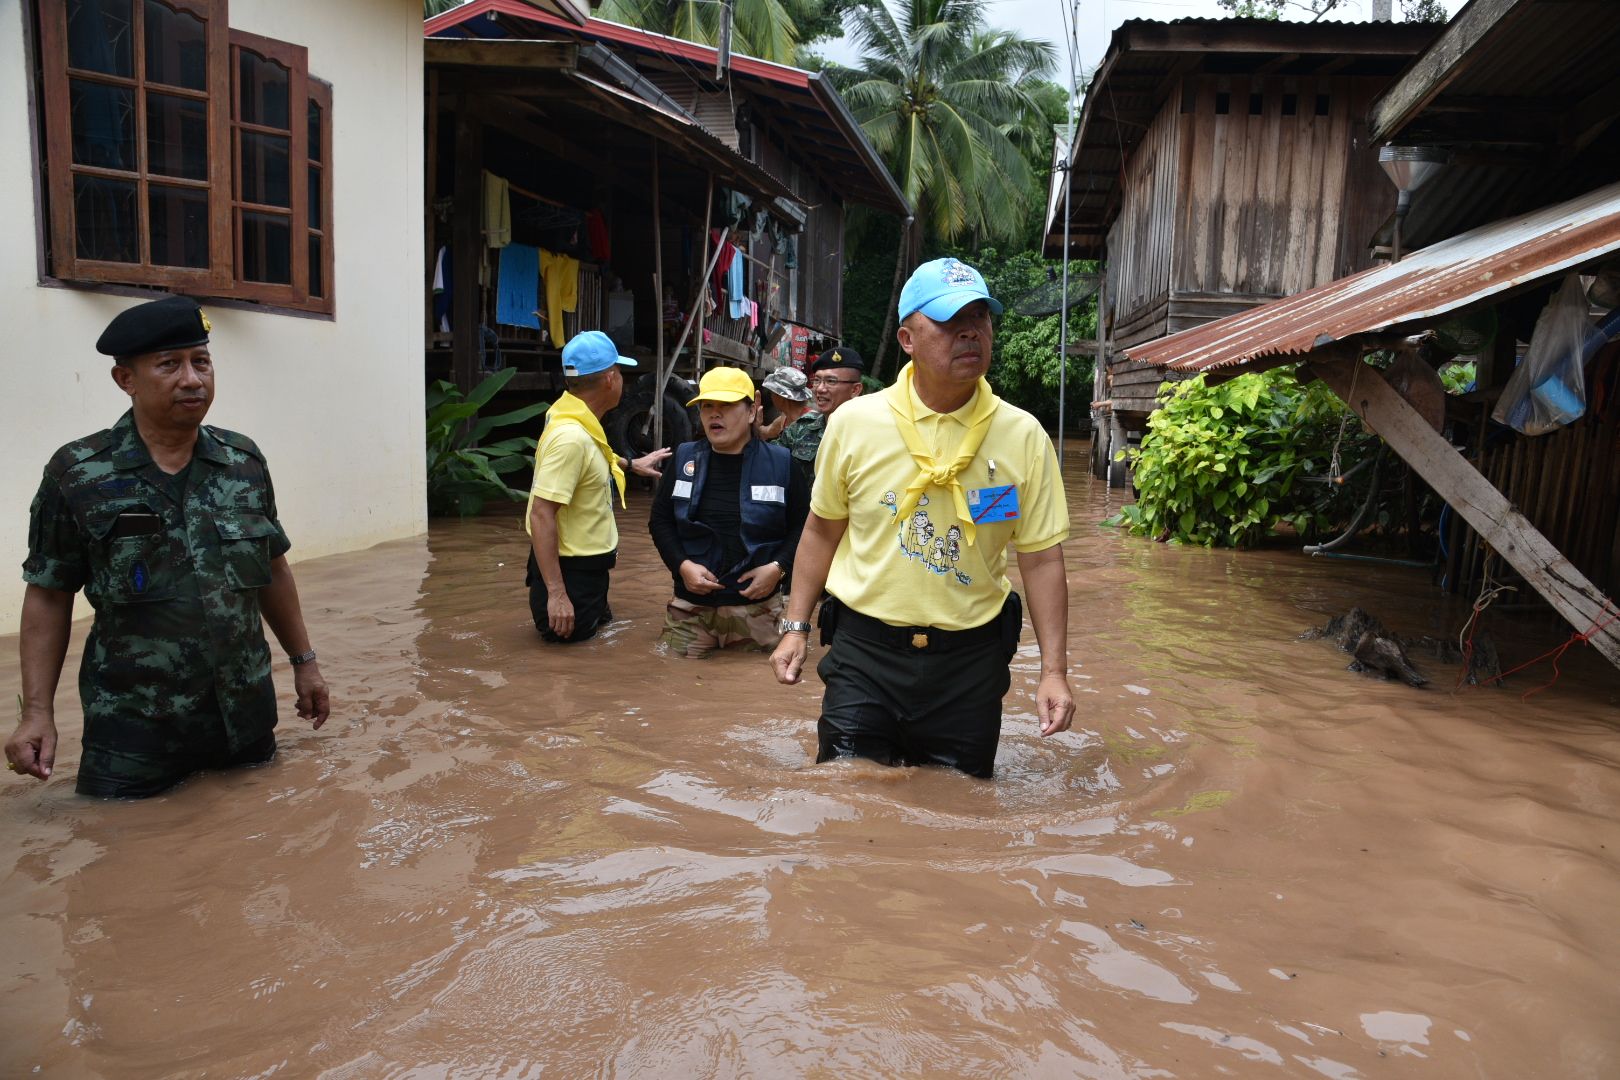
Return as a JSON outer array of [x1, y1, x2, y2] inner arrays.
[[1215, 0, 1342, 19], [835, 0, 1058, 245], [1106, 369, 1370, 547]]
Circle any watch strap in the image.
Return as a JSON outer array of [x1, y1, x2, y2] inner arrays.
[[288, 648, 318, 666]]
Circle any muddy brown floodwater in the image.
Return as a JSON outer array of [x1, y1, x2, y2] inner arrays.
[[3, 439, 1620, 1079]]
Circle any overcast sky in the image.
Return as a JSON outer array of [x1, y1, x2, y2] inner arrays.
[[813, 0, 1472, 83]]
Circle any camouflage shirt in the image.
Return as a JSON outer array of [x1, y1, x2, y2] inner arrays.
[[774, 410, 826, 469], [23, 410, 292, 760]]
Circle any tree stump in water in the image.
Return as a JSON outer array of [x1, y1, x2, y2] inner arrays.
[[1299, 607, 1427, 686]]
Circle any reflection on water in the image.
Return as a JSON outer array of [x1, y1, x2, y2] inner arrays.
[[3, 439, 1619, 1077]]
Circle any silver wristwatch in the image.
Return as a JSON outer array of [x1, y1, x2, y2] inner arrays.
[[779, 620, 813, 635]]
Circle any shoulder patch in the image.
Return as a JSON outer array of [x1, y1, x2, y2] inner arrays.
[[207, 426, 266, 462]]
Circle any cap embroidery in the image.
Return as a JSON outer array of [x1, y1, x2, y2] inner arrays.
[[199, 312, 212, 333], [941, 259, 975, 286]]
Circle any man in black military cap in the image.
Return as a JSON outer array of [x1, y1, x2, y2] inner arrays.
[[4, 294, 331, 797], [776, 346, 866, 474]]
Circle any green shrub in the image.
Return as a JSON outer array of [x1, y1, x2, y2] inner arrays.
[[426, 368, 549, 518], [1107, 368, 1366, 547]]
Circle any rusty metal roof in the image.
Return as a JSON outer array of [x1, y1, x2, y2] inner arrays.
[[1127, 180, 1620, 373]]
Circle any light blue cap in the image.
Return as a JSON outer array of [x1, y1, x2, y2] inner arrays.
[[897, 258, 1004, 322], [561, 330, 638, 376]]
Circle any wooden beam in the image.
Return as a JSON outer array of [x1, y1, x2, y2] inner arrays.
[[1368, 0, 1523, 142], [424, 39, 578, 70], [450, 95, 482, 396], [1307, 353, 1620, 671], [1565, 72, 1620, 156]]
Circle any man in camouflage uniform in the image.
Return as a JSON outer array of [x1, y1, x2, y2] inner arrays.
[[775, 346, 866, 473], [4, 295, 331, 798]]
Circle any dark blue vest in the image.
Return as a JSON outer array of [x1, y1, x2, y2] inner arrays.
[[671, 438, 792, 578]]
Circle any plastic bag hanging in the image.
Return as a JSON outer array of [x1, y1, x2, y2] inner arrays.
[[1492, 276, 1595, 436]]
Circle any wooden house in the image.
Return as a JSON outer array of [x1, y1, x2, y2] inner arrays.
[[1043, 18, 1436, 479], [423, 1, 909, 452], [1121, 0, 1620, 672]]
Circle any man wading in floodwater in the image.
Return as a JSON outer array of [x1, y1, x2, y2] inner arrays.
[[6, 296, 329, 797], [526, 331, 670, 643], [770, 258, 1075, 776]]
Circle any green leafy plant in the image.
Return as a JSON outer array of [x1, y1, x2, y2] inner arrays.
[[1104, 368, 1366, 547], [426, 368, 549, 518]]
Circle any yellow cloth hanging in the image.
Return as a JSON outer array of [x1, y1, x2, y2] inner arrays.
[[886, 361, 1000, 545], [540, 248, 579, 347], [541, 391, 626, 508], [482, 170, 511, 248]]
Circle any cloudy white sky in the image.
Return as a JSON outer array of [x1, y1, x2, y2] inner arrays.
[[815, 0, 1472, 83]]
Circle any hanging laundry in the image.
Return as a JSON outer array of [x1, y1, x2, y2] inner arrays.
[[586, 209, 611, 263], [495, 243, 541, 329], [432, 246, 452, 332], [482, 170, 511, 249], [540, 248, 580, 347], [727, 248, 749, 320], [711, 229, 737, 306]]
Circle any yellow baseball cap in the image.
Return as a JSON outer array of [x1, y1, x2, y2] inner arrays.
[[686, 366, 755, 406]]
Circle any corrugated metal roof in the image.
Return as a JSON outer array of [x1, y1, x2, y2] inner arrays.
[[1127, 180, 1620, 372]]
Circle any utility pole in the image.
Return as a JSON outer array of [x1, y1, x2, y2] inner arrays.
[[1055, 0, 1081, 470]]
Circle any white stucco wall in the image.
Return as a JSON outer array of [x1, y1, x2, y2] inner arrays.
[[0, 0, 426, 632]]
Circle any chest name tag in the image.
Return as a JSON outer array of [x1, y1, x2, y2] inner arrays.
[[750, 485, 786, 504], [967, 484, 1020, 522], [672, 480, 693, 499]]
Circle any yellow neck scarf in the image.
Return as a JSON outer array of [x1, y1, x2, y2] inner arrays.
[[886, 362, 999, 545], [545, 391, 626, 507]]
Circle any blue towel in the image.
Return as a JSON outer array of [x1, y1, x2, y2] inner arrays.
[[727, 250, 748, 320], [496, 243, 541, 329]]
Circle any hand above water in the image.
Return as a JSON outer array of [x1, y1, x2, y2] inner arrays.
[[736, 561, 782, 600], [771, 632, 807, 685], [1035, 672, 1074, 737], [4, 710, 57, 781], [679, 560, 724, 595], [293, 661, 331, 729]]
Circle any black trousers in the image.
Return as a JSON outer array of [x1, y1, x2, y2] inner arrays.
[[526, 550, 616, 643], [815, 594, 1020, 778]]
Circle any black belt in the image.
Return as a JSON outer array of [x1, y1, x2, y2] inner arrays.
[[835, 604, 1001, 654]]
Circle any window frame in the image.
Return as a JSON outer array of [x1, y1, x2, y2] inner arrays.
[[38, 0, 233, 288], [34, 0, 334, 315]]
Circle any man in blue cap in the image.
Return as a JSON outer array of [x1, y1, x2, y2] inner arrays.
[[769, 258, 1075, 777], [526, 331, 670, 643], [6, 295, 330, 797]]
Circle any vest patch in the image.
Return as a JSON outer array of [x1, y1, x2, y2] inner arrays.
[[750, 485, 786, 503], [672, 479, 693, 499]]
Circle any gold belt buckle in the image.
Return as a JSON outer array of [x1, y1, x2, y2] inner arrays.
[[910, 632, 929, 649]]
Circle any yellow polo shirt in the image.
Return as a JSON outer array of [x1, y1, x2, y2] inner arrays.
[[525, 420, 618, 557], [811, 380, 1068, 630]]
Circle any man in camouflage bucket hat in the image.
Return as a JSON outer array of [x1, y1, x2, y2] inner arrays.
[[4, 295, 331, 798]]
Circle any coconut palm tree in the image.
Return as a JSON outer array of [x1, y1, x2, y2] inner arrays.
[[594, 0, 800, 65], [839, 0, 1056, 246], [836, 0, 1056, 374]]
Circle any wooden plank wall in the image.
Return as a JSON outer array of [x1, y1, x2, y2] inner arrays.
[[1175, 74, 1394, 298], [1110, 93, 1184, 337], [1449, 407, 1620, 602]]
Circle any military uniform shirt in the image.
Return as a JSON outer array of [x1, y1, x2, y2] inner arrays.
[[23, 410, 291, 758], [774, 410, 826, 469]]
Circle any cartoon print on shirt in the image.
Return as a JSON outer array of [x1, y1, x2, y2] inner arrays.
[[888, 494, 971, 584]]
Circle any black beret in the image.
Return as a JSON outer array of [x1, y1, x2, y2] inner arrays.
[[96, 295, 211, 359], [810, 345, 864, 374]]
